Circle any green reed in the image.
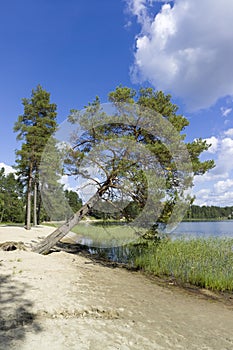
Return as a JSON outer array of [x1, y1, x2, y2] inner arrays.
[[134, 237, 233, 291]]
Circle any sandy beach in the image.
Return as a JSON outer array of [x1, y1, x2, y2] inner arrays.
[[0, 225, 233, 350]]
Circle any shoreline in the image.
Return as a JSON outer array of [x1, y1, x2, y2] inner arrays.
[[1, 225, 233, 349], [1, 224, 233, 303]]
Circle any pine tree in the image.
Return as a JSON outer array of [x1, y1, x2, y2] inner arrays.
[[33, 86, 214, 253], [14, 85, 57, 229]]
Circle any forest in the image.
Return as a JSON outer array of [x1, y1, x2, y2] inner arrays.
[[184, 205, 233, 220]]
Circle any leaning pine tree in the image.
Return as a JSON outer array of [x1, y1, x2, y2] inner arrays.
[[33, 87, 214, 254], [14, 85, 57, 229]]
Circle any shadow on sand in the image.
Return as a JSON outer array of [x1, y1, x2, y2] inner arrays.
[[0, 270, 42, 349]]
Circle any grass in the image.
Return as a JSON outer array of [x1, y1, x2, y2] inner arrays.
[[134, 237, 233, 291], [42, 220, 145, 246], [43, 220, 143, 246], [71, 222, 146, 247]]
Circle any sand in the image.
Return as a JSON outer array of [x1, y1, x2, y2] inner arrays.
[[0, 225, 233, 350]]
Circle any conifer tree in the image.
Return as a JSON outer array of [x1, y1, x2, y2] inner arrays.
[[14, 85, 57, 229], [33, 86, 214, 253]]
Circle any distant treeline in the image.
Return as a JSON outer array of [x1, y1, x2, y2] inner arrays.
[[89, 202, 233, 221], [184, 205, 233, 220]]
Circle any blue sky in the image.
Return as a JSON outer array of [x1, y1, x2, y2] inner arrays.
[[1, 0, 233, 207]]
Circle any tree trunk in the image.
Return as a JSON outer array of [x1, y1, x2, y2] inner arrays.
[[32, 191, 100, 254], [0, 208, 5, 223], [32, 177, 114, 254], [26, 164, 33, 230], [33, 180, 37, 226], [37, 184, 41, 225]]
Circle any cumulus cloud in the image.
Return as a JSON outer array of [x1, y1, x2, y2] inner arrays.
[[128, 0, 233, 110], [193, 188, 211, 206], [197, 137, 233, 181], [204, 136, 218, 154], [0, 162, 15, 175], [193, 130, 233, 205], [59, 175, 73, 191], [194, 189, 233, 207], [214, 179, 233, 194], [214, 138, 233, 176], [128, 0, 147, 17]]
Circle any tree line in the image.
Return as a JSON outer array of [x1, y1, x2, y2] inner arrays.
[[89, 201, 233, 221], [184, 205, 233, 220]]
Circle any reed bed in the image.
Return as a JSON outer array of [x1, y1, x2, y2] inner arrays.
[[134, 237, 233, 291]]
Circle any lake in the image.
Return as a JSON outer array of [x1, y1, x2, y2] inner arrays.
[[172, 220, 233, 239], [74, 220, 233, 249], [77, 220, 233, 263]]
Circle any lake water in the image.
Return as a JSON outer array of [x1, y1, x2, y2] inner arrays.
[[79, 220, 233, 249], [172, 220, 233, 239], [84, 221, 233, 263]]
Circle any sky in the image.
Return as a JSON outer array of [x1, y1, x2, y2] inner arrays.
[[1, 0, 233, 207]]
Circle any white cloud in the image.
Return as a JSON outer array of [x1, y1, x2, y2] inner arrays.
[[0, 163, 15, 175], [221, 107, 232, 118], [194, 188, 210, 197], [215, 138, 233, 175], [199, 137, 233, 180], [193, 187, 229, 207], [193, 189, 211, 206], [59, 175, 77, 192], [59, 175, 69, 188], [214, 179, 233, 194], [194, 172, 227, 185], [204, 136, 218, 154], [224, 128, 233, 137], [193, 133, 233, 206], [127, 0, 151, 31], [129, 0, 147, 17], [194, 190, 233, 207], [128, 0, 233, 110]]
